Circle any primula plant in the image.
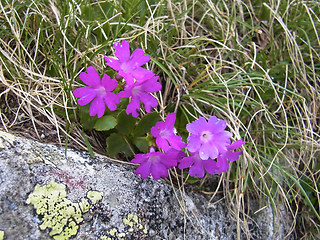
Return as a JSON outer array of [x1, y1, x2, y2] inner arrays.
[[74, 40, 245, 180]]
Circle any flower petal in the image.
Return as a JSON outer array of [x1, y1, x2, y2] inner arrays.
[[140, 92, 158, 113], [135, 160, 152, 178], [199, 146, 209, 160], [73, 86, 95, 98], [150, 121, 164, 137], [186, 117, 207, 134], [131, 67, 154, 81], [168, 134, 186, 150], [114, 41, 130, 62], [208, 116, 226, 133], [151, 163, 168, 180], [126, 97, 141, 117], [104, 92, 120, 111], [199, 143, 218, 160], [178, 156, 195, 169], [203, 159, 218, 174], [119, 70, 135, 86], [168, 149, 186, 159], [216, 155, 230, 172], [225, 150, 243, 162], [101, 74, 118, 91], [105, 56, 121, 71], [228, 140, 245, 150], [77, 95, 96, 106], [187, 134, 201, 152], [79, 66, 101, 87], [161, 149, 184, 168], [164, 113, 176, 128], [156, 137, 170, 152], [141, 76, 161, 92], [75, 88, 97, 106], [117, 88, 132, 99], [89, 97, 105, 118], [131, 154, 146, 164], [210, 131, 232, 153], [189, 159, 205, 178], [129, 48, 150, 67]]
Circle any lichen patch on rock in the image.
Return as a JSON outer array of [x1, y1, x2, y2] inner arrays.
[[100, 212, 148, 240], [87, 190, 103, 204], [26, 181, 103, 240]]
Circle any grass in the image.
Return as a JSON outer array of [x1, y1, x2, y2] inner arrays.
[[0, 0, 319, 239]]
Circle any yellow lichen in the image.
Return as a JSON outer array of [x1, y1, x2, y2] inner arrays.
[[123, 217, 133, 227], [132, 215, 138, 223], [79, 199, 91, 213], [109, 228, 117, 236], [26, 181, 103, 240], [100, 236, 111, 240], [87, 190, 103, 204], [102, 212, 148, 239], [123, 213, 148, 234], [117, 232, 126, 238], [0, 230, 4, 240]]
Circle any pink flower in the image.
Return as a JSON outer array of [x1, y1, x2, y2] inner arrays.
[[73, 66, 120, 118], [151, 113, 186, 151], [118, 76, 161, 117], [131, 147, 185, 180], [178, 140, 245, 177], [186, 116, 232, 160], [178, 153, 218, 178], [105, 40, 154, 86], [180, 115, 245, 177], [216, 140, 245, 173]]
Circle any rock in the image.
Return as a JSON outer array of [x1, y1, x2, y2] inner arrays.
[[0, 131, 293, 240]]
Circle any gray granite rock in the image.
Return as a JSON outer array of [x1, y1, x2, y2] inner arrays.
[[0, 130, 293, 240]]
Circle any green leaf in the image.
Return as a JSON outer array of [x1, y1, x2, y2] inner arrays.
[[133, 137, 149, 153], [94, 115, 117, 131], [134, 112, 161, 136], [106, 133, 133, 157], [78, 105, 98, 131], [116, 110, 136, 135]]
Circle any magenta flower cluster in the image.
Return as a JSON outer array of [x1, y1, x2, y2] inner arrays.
[[131, 113, 245, 180], [180, 117, 245, 178], [73, 40, 161, 118], [73, 40, 245, 180]]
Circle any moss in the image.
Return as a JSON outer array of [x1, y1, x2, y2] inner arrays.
[[26, 181, 103, 240]]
